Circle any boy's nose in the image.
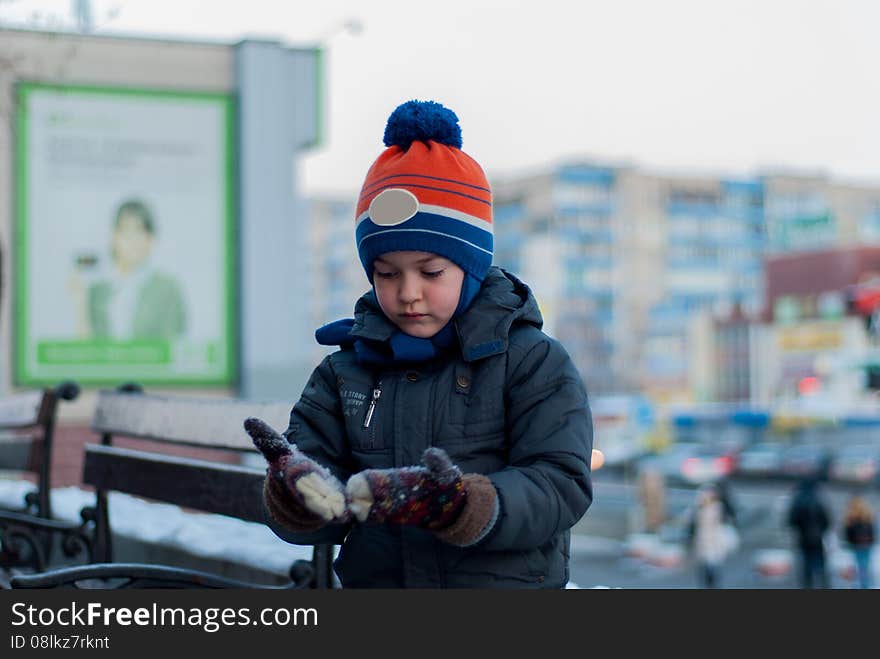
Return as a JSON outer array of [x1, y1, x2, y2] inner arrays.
[[398, 275, 421, 303]]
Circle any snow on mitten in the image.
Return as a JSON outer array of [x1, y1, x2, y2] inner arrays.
[[345, 447, 467, 530], [244, 417, 350, 525]]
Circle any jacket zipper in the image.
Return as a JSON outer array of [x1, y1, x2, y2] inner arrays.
[[363, 381, 382, 430]]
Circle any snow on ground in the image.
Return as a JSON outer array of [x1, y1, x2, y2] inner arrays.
[[0, 477, 314, 575]]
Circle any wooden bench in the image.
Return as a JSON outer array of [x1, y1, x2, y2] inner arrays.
[[0, 382, 81, 574], [7, 386, 335, 589]]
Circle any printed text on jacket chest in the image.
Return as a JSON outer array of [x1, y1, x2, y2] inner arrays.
[[342, 389, 368, 417]]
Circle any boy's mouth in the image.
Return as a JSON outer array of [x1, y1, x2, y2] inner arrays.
[[400, 313, 427, 319]]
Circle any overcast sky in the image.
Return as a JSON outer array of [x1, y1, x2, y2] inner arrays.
[[3, 0, 878, 197]]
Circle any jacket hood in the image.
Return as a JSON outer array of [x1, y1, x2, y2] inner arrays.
[[349, 266, 543, 362]]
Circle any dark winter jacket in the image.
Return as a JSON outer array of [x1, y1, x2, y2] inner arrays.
[[266, 267, 594, 588], [844, 519, 875, 548], [787, 479, 831, 551]]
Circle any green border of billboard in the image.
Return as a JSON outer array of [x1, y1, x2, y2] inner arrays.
[[13, 81, 237, 387]]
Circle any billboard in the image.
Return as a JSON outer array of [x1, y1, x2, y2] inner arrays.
[[14, 82, 235, 386]]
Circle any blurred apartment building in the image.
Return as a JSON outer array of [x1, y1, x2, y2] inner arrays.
[[307, 165, 880, 407], [492, 163, 766, 402], [693, 176, 880, 407]]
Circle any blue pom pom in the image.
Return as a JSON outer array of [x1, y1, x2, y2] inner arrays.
[[383, 100, 463, 150]]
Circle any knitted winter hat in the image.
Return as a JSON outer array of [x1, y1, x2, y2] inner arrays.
[[355, 100, 493, 284]]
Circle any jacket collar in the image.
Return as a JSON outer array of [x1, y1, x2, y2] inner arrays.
[[349, 267, 543, 362]]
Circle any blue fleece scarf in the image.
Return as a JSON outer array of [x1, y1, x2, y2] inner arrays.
[[315, 272, 482, 366]]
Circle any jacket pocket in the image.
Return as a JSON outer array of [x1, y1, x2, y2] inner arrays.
[[521, 546, 549, 579], [441, 363, 506, 440], [339, 374, 389, 452], [441, 545, 546, 586]]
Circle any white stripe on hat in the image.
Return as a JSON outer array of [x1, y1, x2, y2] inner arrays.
[[356, 203, 493, 234]]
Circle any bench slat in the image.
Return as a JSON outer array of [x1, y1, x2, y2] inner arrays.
[[83, 444, 267, 523], [0, 391, 45, 429], [0, 433, 40, 471], [91, 391, 291, 451]]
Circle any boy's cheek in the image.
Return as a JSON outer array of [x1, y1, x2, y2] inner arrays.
[[373, 287, 394, 314]]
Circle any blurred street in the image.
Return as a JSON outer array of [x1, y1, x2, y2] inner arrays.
[[568, 469, 880, 589]]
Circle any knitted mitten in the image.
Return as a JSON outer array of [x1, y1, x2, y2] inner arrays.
[[345, 447, 468, 530], [245, 417, 350, 526]]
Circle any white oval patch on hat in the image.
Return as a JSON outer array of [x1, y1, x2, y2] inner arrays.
[[369, 188, 419, 226]]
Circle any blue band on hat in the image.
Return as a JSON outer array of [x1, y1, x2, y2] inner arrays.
[[357, 211, 493, 282]]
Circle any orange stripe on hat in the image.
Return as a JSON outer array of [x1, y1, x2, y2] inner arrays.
[[357, 142, 492, 222]]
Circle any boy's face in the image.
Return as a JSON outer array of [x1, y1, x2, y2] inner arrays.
[[373, 251, 464, 338]]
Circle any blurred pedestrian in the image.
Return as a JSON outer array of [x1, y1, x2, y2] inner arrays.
[[787, 476, 831, 589], [687, 483, 738, 588], [637, 467, 666, 533], [841, 494, 875, 589], [715, 477, 738, 529]]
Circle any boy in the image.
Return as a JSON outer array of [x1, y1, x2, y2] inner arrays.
[[247, 99, 595, 588]]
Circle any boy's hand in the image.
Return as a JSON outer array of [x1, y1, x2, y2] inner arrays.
[[244, 417, 349, 523], [346, 447, 467, 530], [344, 448, 602, 534]]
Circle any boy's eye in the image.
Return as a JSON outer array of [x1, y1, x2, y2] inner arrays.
[[422, 269, 444, 278], [374, 270, 396, 279]]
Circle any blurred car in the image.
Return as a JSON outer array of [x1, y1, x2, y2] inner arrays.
[[779, 443, 833, 480], [829, 444, 880, 484], [736, 442, 785, 478], [636, 442, 700, 483], [678, 443, 739, 485], [637, 439, 744, 485]]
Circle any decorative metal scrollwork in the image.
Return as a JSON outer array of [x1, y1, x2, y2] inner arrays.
[[0, 524, 46, 571], [23, 491, 40, 515], [0, 521, 48, 571], [0, 512, 95, 573], [60, 528, 93, 562]]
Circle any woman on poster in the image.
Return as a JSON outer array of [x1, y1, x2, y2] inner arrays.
[[70, 198, 187, 340]]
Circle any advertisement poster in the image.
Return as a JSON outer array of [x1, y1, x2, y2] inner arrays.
[[15, 83, 235, 386]]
